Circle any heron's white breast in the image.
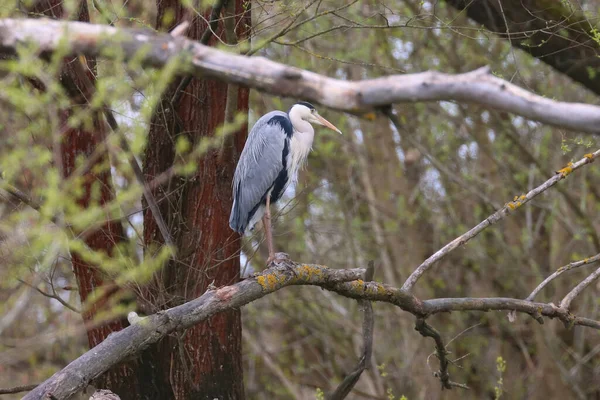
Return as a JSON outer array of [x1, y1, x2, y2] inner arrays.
[[288, 129, 314, 183]]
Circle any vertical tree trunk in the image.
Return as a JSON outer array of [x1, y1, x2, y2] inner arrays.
[[140, 1, 250, 398], [30, 0, 139, 396]]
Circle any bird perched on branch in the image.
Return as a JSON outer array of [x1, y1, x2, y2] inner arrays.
[[229, 102, 342, 264]]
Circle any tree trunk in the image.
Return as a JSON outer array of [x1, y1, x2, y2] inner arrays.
[[139, 1, 250, 398]]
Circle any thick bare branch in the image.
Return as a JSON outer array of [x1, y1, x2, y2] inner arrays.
[[23, 258, 600, 400], [0, 383, 39, 395], [421, 297, 600, 330], [23, 260, 366, 400], [0, 18, 599, 133]]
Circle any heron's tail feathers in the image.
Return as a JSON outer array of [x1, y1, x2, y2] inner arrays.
[[229, 201, 246, 234]]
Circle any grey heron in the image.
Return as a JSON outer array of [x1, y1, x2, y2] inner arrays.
[[229, 102, 342, 263]]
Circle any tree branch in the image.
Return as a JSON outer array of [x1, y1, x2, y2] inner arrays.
[[0, 181, 41, 210], [421, 297, 600, 329], [389, 97, 599, 292], [0, 383, 40, 395], [328, 262, 375, 400], [17, 278, 81, 313], [526, 253, 600, 302], [415, 319, 468, 390], [0, 18, 599, 133], [23, 261, 366, 400], [58, 57, 175, 249], [560, 266, 600, 310], [22, 258, 600, 400]]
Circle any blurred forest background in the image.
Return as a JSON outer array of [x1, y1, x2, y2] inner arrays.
[[1, 0, 600, 399]]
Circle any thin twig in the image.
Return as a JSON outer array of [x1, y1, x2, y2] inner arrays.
[[328, 262, 375, 400], [0, 182, 41, 210], [560, 266, 600, 310], [526, 253, 600, 302], [102, 107, 175, 248], [18, 278, 81, 313], [243, 330, 303, 399], [199, 0, 226, 45], [246, 0, 322, 56], [386, 108, 600, 292], [0, 383, 39, 395], [415, 319, 468, 390]]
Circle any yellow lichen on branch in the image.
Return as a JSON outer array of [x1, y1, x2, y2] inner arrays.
[[256, 272, 286, 292], [507, 193, 528, 211], [296, 264, 325, 281], [507, 201, 520, 210], [556, 162, 574, 177], [255, 264, 338, 293], [366, 282, 390, 296], [349, 279, 365, 292]]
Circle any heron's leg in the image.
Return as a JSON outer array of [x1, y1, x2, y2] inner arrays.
[[263, 196, 275, 264]]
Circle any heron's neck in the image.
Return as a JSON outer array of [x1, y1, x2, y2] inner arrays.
[[288, 123, 314, 182]]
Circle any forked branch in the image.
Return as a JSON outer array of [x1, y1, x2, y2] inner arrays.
[[387, 103, 600, 292], [23, 259, 600, 400]]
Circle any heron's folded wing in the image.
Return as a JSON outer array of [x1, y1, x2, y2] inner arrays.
[[229, 111, 288, 233]]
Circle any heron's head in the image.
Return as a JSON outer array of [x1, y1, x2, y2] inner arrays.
[[289, 102, 342, 134]]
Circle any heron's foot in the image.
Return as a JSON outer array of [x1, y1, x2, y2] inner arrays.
[[266, 252, 290, 266]]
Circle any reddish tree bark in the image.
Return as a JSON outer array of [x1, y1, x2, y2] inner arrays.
[[31, 1, 139, 396], [140, 1, 250, 398]]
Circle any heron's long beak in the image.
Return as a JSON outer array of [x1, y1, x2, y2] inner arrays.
[[316, 114, 342, 134]]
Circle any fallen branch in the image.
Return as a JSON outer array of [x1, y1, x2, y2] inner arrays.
[[0, 18, 599, 133], [23, 258, 600, 400]]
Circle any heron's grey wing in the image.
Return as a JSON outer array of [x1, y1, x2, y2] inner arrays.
[[229, 111, 288, 233]]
